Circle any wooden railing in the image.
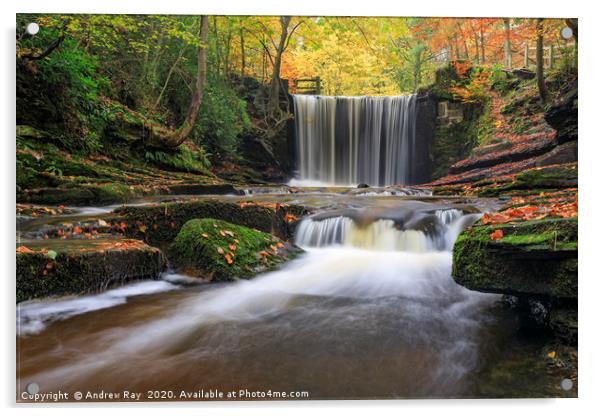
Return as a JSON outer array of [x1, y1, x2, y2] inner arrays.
[[293, 77, 321, 95]]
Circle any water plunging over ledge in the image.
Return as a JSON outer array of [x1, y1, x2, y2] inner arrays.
[[292, 94, 419, 187]]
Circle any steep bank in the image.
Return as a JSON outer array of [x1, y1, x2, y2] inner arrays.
[[425, 64, 578, 345]]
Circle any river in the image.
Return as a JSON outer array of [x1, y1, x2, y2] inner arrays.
[[17, 188, 567, 400]]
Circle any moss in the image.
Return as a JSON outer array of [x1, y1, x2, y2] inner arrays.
[[169, 218, 300, 281], [477, 164, 578, 197], [452, 217, 577, 300], [16, 239, 166, 302], [18, 181, 147, 206], [114, 199, 308, 246]]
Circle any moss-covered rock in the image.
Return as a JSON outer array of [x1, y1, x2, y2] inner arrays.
[[114, 199, 308, 246], [169, 218, 301, 281], [18, 182, 141, 206], [16, 239, 166, 302], [478, 164, 577, 197], [452, 217, 577, 300]]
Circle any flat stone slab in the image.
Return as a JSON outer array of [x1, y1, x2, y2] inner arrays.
[[452, 217, 577, 300], [16, 238, 166, 302]]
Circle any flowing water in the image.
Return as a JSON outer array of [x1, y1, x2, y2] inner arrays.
[[292, 95, 418, 187], [17, 191, 566, 400]]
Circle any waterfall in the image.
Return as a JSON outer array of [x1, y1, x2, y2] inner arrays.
[[295, 209, 480, 252], [292, 94, 418, 187]]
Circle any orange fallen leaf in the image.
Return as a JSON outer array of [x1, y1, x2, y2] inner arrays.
[[284, 213, 298, 222], [224, 253, 233, 264], [490, 229, 504, 241], [16, 246, 35, 254], [201, 233, 209, 238], [228, 244, 236, 251]]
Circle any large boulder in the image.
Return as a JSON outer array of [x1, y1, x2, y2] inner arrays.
[[452, 217, 577, 343], [453, 218, 577, 299], [169, 218, 301, 281], [544, 79, 578, 143]]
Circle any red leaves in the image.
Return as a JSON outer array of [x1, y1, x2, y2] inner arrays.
[[284, 213, 298, 223], [16, 246, 35, 254], [489, 229, 504, 240], [481, 190, 577, 226]]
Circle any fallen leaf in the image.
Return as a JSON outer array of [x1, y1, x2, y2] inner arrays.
[[224, 253, 233, 264], [228, 244, 236, 251], [16, 246, 35, 254], [217, 247, 224, 254], [489, 229, 504, 240], [547, 351, 556, 359], [201, 233, 209, 238]]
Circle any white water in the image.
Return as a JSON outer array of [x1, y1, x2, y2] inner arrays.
[[18, 204, 503, 397], [295, 209, 479, 252], [17, 280, 179, 335], [293, 94, 418, 187]]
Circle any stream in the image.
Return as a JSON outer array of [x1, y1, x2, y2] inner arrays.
[[17, 187, 566, 399]]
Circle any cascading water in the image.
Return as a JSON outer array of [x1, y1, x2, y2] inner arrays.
[[292, 94, 418, 187], [18, 203, 512, 398], [294, 209, 476, 252]]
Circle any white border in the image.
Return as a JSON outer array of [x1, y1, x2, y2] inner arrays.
[[2, 1, 600, 415]]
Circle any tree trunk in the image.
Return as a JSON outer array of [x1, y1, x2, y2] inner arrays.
[[480, 27, 486, 63], [413, 48, 422, 92], [240, 25, 245, 85], [473, 32, 480, 64], [503, 18, 512, 68], [536, 18, 548, 103], [223, 20, 232, 78], [268, 16, 291, 119], [213, 17, 221, 78], [146, 16, 209, 148], [454, 36, 461, 59]]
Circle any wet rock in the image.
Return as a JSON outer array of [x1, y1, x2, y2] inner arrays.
[[113, 199, 309, 246], [453, 218, 577, 299], [18, 183, 141, 206], [452, 217, 577, 343], [357, 183, 370, 188], [16, 239, 166, 302], [548, 303, 578, 345], [169, 218, 301, 281], [167, 183, 243, 196]]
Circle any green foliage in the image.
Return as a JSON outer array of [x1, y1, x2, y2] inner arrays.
[[475, 103, 495, 145], [194, 77, 250, 156]]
